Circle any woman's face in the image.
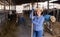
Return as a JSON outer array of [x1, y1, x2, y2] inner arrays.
[[36, 9, 42, 16]]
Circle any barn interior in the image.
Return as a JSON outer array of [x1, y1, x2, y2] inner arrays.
[[0, 0, 60, 37]]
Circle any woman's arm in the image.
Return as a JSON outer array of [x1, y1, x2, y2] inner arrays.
[[29, 8, 35, 19], [32, 17, 44, 25]]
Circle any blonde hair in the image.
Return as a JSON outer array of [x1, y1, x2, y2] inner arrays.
[[35, 8, 43, 12]]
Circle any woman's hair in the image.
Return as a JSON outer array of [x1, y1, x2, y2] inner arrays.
[[33, 8, 43, 16], [35, 8, 43, 12], [33, 10, 43, 16]]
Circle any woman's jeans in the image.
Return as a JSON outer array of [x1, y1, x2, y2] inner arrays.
[[33, 30, 43, 37]]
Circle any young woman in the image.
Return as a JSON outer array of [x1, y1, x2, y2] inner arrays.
[[30, 8, 45, 37]]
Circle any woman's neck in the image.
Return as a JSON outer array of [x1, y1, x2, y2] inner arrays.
[[38, 14, 41, 17]]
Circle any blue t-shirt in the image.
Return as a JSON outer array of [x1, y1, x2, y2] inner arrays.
[[30, 10, 44, 31]]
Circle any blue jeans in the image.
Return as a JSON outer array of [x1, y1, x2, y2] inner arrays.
[[33, 30, 43, 37]]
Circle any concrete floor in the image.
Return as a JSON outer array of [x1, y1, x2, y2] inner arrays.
[[44, 32, 53, 37], [14, 24, 31, 37], [14, 24, 53, 37]]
